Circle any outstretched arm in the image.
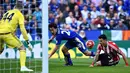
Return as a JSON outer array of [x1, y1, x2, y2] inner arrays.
[[90, 52, 99, 67], [49, 45, 59, 58], [119, 49, 129, 66], [49, 35, 55, 43]]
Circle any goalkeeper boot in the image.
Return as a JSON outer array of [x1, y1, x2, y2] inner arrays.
[[20, 66, 33, 71]]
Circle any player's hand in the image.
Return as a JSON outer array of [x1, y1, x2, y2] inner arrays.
[[48, 54, 50, 59], [89, 64, 94, 67], [125, 64, 129, 67], [48, 39, 52, 44], [26, 40, 33, 51]]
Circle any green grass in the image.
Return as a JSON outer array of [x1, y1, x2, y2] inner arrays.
[[0, 58, 130, 73], [0, 59, 42, 73], [49, 58, 130, 73]]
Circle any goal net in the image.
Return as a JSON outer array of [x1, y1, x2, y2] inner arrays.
[[0, 0, 43, 73]]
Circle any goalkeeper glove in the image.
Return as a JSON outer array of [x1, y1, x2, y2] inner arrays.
[[26, 40, 33, 51]]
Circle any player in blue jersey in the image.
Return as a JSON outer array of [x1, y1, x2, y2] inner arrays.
[[49, 23, 95, 66]]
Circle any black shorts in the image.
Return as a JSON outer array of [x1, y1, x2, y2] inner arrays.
[[97, 53, 119, 66]]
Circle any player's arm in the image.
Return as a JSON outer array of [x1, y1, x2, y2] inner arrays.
[[49, 35, 55, 43], [18, 12, 29, 41], [18, 11, 33, 50], [118, 49, 129, 66], [90, 45, 101, 67], [49, 45, 59, 58], [49, 37, 62, 58], [90, 50, 100, 67]]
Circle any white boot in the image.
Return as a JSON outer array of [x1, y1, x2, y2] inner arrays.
[[20, 66, 33, 71]]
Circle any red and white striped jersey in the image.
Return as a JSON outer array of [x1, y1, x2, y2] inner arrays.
[[97, 41, 121, 61]]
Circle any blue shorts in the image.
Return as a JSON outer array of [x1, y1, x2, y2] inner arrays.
[[64, 37, 88, 53]]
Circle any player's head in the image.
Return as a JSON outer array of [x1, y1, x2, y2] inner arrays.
[[15, 0, 23, 10], [49, 23, 57, 35], [98, 34, 107, 46]]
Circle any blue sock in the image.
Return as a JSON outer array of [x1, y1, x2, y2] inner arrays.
[[90, 52, 95, 57], [64, 54, 73, 64]]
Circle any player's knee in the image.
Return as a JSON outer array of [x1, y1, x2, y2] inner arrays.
[[62, 46, 69, 53], [19, 45, 26, 50], [96, 61, 101, 66]]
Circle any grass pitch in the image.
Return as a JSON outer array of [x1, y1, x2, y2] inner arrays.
[[49, 58, 130, 73], [0, 58, 130, 73]]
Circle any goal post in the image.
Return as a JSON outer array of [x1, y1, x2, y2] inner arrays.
[[42, 0, 49, 73]]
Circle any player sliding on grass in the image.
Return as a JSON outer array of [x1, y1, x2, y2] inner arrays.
[[90, 34, 129, 67], [0, 0, 33, 72], [48, 23, 95, 66]]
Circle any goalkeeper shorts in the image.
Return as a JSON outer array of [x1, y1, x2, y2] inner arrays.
[[0, 32, 23, 49]]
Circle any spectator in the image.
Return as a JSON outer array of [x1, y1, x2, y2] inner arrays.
[[58, 0, 67, 12], [109, 19, 116, 29], [112, 13, 119, 24], [96, 1, 104, 11], [86, 12, 92, 24], [49, 0, 59, 12], [49, 12, 55, 23], [124, 0, 130, 15], [90, 19, 98, 30], [70, 18, 79, 32], [98, 18, 110, 30], [114, 20, 128, 30], [81, 5, 89, 19], [79, 18, 90, 31], [79, 30, 87, 40], [73, 5, 82, 20], [118, 7, 129, 20], [32, 7, 42, 24], [90, 6, 100, 19], [91, 0, 102, 7], [108, 5, 116, 18], [63, 6, 70, 19], [68, 0, 77, 11], [99, 8, 107, 17], [65, 11, 74, 25], [125, 16, 130, 30]]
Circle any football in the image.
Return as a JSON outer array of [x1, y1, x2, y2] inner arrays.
[[86, 40, 95, 49]]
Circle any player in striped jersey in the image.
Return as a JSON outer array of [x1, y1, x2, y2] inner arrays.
[[90, 34, 129, 67]]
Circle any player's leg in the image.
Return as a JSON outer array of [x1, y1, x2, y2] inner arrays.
[[96, 53, 111, 66], [83, 51, 95, 57], [62, 41, 75, 66], [62, 46, 73, 66], [75, 37, 95, 57], [3, 33, 33, 71]]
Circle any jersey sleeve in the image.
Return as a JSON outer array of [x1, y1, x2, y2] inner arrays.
[[55, 35, 62, 45], [96, 44, 101, 54], [109, 42, 121, 54], [18, 11, 29, 40]]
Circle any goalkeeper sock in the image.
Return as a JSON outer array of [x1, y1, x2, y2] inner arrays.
[[20, 50, 26, 67], [64, 53, 73, 65]]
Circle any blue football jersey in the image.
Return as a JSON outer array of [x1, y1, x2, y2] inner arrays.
[[55, 29, 77, 45], [55, 29, 88, 53]]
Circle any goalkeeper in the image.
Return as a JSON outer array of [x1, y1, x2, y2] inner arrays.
[[0, 0, 33, 72]]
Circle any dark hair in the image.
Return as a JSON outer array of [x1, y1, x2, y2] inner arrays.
[[15, 1, 23, 9], [98, 34, 107, 40], [49, 23, 57, 29]]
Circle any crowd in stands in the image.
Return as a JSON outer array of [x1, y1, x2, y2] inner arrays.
[[0, 0, 130, 40], [49, 0, 130, 40]]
